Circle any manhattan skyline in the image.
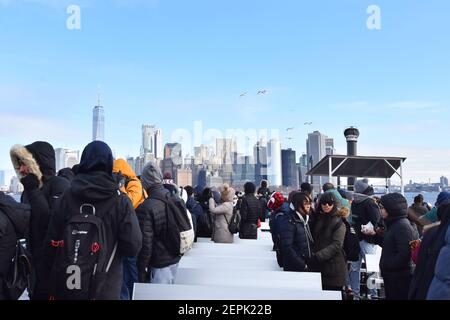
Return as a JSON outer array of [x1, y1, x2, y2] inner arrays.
[[0, 0, 449, 183]]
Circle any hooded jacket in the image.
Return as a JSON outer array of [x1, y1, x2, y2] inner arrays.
[[43, 141, 142, 300], [10, 142, 70, 300], [239, 193, 263, 240], [0, 192, 30, 300], [310, 206, 348, 288], [137, 162, 182, 271], [113, 159, 146, 209], [278, 208, 314, 272], [379, 193, 415, 278]]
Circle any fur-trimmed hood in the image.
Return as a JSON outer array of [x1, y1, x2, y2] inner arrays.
[[10, 142, 56, 188]]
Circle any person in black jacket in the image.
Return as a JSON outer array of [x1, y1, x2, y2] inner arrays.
[[257, 180, 271, 222], [239, 182, 263, 240], [42, 141, 142, 300], [10, 141, 70, 300], [409, 201, 450, 300], [371, 193, 416, 300], [0, 192, 30, 300], [278, 192, 314, 272], [183, 186, 203, 241], [349, 178, 381, 299], [137, 162, 182, 284]]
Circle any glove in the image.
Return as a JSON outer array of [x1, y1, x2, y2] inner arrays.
[[138, 268, 150, 283], [21, 173, 40, 191]]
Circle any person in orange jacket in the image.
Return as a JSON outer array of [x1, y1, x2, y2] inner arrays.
[[113, 159, 146, 209], [113, 159, 146, 300]]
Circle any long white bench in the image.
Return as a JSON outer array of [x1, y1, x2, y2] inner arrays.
[[133, 283, 341, 300], [186, 244, 274, 258], [175, 267, 322, 290], [179, 255, 282, 271], [365, 246, 382, 273]]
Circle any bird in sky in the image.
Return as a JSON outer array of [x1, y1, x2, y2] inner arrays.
[[257, 89, 268, 95], [239, 92, 248, 98], [286, 127, 295, 131], [304, 122, 313, 125]]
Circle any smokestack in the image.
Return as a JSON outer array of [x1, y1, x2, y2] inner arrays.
[[344, 127, 360, 191]]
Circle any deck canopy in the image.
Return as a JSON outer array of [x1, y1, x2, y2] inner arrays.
[[306, 155, 407, 193]]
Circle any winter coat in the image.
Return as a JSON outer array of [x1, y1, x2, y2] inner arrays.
[[409, 209, 450, 300], [427, 225, 450, 300], [278, 210, 313, 272], [57, 168, 75, 183], [409, 203, 429, 217], [186, 196, 203, 235], [44, 171, 142, 300], [378, 216, 415, 278], [209, 198, 234, 244], [113, 159, 145, 209], [239, 194, 263, 240], [10, 142, 70, 299], [351, 193, 381, 243], [310, 210, 347, 288], [137, 185, 182, 270], [269, 202, 290, 245], [0, 193, 30, 300]]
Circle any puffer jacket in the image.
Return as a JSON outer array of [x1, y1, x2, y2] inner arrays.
[[113, 159, 145, 209], [137, 186, 182, 270], [351, 193, 381, 243], [278, 209, 313, 272], [209, 198, 234, 244], [239, 194, 263, 240], [0, 193, 30, 300], [310, 209, 347, 288]]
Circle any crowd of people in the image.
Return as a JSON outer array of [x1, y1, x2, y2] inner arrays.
[[0, 140, 449, 300]]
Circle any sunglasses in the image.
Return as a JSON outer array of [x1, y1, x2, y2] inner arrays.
[[321, 201, 334, 206]]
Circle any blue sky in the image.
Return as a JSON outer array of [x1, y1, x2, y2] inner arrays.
[[1, 0, 449, 184]]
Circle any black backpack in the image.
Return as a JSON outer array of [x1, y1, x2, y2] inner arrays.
[[334, 218, 360, 262], [225, 199, 242, 234], [49, 194, 121, 300], [152, 193, 194, 256]]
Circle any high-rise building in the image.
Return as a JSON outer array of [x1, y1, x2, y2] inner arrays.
[[177, 168, 192, 187], [126, 157, 135, 173], [141, 125, 155, 155], [325, 138, 335, 155], [267, 139, 282, 187], [164, 143, 182, 166], [254, 139, 268, 187], [282, 149, 298, 188], [307, 131, 331, 190], [134, 156, 145, 176], [154, 129, 163, 159], [216, 138, 237, 166], [92, 102, 105, 141], [55, 148, 80, 172], [441, 176, 449, 187], [10, 176, 23, 194]]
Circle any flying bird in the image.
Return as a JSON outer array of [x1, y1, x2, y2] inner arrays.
[[257, 89, 268, 95], [304, 122, 313, 125], [239, 92, 248, 98], [286, 127, 295, 131]]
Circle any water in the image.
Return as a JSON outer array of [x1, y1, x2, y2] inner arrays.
[[403, 192, 439, 206]]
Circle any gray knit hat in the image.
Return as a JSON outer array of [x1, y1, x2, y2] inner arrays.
[[141, 162, 163, 190], [354, 178, 370, 194]]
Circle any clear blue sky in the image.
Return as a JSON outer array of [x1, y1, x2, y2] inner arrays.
[[1, 0, 449, 184]]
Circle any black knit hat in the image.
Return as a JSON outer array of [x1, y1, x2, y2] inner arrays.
[[244, 182, 256, 194]]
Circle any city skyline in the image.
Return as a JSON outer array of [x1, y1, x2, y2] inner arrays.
[[1, 0, 449, 183]]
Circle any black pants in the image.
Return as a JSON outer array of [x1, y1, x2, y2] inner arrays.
[[383, 274, 412, 300]]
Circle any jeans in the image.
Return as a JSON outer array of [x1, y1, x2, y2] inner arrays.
[[150, 263, 179, 284], [120, 256, 138, 300], [348, 241, 378, 297]]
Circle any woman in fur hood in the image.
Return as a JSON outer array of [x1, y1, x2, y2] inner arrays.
[[308, 192, 349, 292]]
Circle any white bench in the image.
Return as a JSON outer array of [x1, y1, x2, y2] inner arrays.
[[133, 283, 341, 300], [186, 243, 274, 258], [175, 267, 322, 290], [365, 245, 382, 273], [179, 255, 282, 271]]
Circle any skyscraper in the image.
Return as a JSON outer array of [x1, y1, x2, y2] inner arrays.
[[142, 125, 155, 155], [55, 148, 80, 172], [254, 139, 268, 187], [164, 143, 182, 166], [92, 100, 105, 141], [154, 129, 163, 159], [282, 149, 298, 188], [267, 139, 282, 187], [0, 170, 5, 187], [307, 131, 334, 190]]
